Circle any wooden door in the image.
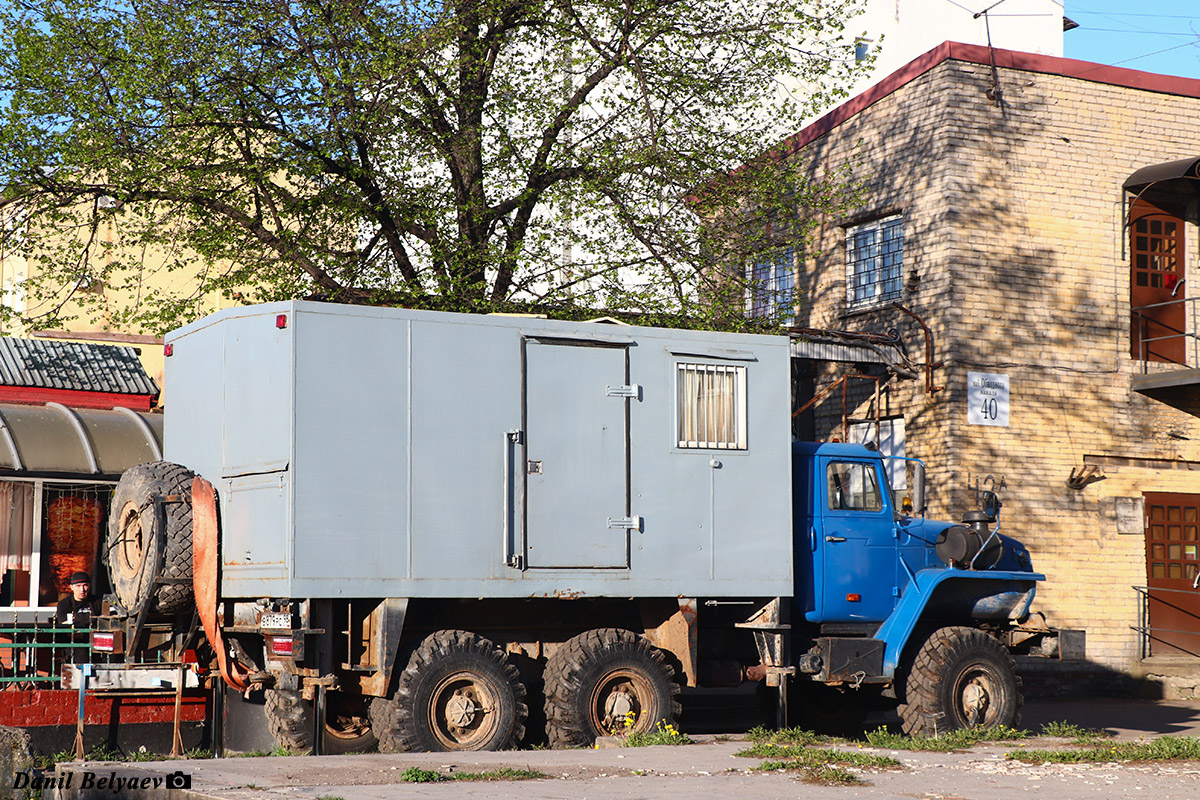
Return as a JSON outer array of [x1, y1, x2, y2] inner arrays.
[[1130, 199, 1186, 364], [1144, 493, 1200, 656]]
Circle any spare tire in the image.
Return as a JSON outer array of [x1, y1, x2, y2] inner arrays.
[[105, 461, 196, 615]]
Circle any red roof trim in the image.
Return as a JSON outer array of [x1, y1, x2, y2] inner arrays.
[[782, 41, 1200, 154], [0, 387, 153, 411]]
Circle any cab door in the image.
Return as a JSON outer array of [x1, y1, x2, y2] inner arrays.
[[816, 457, 897, 622]]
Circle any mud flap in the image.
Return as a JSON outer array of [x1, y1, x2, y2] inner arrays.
[[193, 476, 249, 690]]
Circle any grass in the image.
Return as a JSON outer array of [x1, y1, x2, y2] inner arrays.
[[33, 744, 211, 769], [740, 727, 902, 785], [1008, 736, 1200, 764], [745, 725, 837, 747], [1037, 720, 1113, 745], [235, 745, 300, 758], [861, 724, 1027, 752], [749, 748, 901, 785], [622, 720, 693, 747], [398, 766, 546, 783]]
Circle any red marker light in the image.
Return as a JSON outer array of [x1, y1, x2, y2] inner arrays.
[[92, 631, 116, 652], [164, 343, 174, 357], [268, 636, 294, 657], [846, 593, 861, 603], [276, 314, 288, 329]]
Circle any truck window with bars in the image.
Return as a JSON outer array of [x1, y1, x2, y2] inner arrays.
[[676, 363, 747, 449]]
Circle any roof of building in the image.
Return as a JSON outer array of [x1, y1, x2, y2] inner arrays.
[[782, 41, 1200, 155], [0, 338, 159, 398], [0, 401, 163, 476]]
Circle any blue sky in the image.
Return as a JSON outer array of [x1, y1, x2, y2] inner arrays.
[[1064, 1, 1200, 79]]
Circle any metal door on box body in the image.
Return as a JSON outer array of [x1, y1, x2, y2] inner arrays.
[[1144, 492, 1200, 656], [524, 340, 630, 568]]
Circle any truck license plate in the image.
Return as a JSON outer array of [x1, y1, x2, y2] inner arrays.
[[260, 612, 292, 630]]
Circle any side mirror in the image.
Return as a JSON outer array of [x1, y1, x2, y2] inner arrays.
[[910, 461, 926, 516], [981, 490, 1002, 522]]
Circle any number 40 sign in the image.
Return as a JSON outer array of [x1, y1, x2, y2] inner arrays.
[[967, 372, 1009, 427]]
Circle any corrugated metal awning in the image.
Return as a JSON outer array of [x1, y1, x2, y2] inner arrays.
[[0, 338, 159, 397], [1124, 157, 1200, 193], [789, 338, 888, 364], [0, 402, 162, 476]]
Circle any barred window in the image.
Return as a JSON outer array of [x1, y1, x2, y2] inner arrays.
[[746, 248, 795, 319], [676, 363, 747, 450], [846, 215, 903, 309]]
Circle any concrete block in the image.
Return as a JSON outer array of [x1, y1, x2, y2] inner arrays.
[[0, 726, 33, 800]]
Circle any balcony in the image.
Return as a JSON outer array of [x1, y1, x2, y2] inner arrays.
[[1131, 296, 1200, 408]]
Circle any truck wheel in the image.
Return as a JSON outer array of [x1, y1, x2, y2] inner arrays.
[[371, 630, 527, 752], [897, 626, 1021, 737], [264, 689, 378, 755], [543, 628, 680, 748], [105, 461, 196, 615]]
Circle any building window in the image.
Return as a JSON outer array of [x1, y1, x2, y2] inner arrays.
[[846, 215, 903, 309], [676, 363, 747, 450], [746, 248, 795, 319]]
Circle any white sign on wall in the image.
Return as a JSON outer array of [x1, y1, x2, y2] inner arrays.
[[967, 372, 1010, 427]]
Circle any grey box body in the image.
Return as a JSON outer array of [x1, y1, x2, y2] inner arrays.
[[164, 302, 793, 600]]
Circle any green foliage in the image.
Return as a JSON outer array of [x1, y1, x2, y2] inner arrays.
[[861, 724, 1028, 752], [749, 747, 900, 785], [0, 0, 870, 332], [1038, 720, 1112, 744], [399, 766, 546, 782], [745, 726, 837, 746], [1009, 736, 1200, 764], [621, 720, 693, 747], [35, 744, 211, 768], [399, 767, 443, 783]]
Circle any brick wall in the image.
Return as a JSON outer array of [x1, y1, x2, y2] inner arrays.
[[790, 54, 1200, 671], [0, 690, 205, 727]]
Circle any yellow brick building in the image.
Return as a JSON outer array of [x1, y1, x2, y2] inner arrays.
[[0, 203, 245, 403], [777, 42, 1200, 693]]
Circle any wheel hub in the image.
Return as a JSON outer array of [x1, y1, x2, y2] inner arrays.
[[447, 690, 478, 727], [603, 687, 634, 722], [961, 679, 990, 725], [429, 672, 498, 750]]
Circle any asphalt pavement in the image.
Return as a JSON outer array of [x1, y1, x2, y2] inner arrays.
[[33, 697, 1200, 800]]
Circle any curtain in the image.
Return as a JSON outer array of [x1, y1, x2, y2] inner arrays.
[[0, 481, 34, 574]]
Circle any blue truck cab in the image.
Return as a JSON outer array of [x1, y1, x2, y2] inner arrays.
[[774, 441, 1080, 735]]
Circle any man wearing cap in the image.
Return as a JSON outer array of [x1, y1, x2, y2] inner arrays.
[[55, 571, 100, 629]]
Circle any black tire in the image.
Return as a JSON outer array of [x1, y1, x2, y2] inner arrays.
[[105, 461, 196, 615], [264, 689, 378, 755], [543, 628, 680, 749], [897, 626, 1022, 737], [370, 630, 527, 752]]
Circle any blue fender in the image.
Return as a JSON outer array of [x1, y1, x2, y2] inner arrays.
[[875, 567, 1044, 677]]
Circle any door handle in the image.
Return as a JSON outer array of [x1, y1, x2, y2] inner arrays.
[[825, 536, 846, 543], [503, 430, 522, 568]]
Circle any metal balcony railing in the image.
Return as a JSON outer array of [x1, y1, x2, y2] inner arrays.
[[1132, 296, 1200, 371], [1132, 584, 1200, 659]]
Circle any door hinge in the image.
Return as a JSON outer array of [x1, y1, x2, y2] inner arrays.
[[607, 516, 643, 531], [606, 384, 641, 399]]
